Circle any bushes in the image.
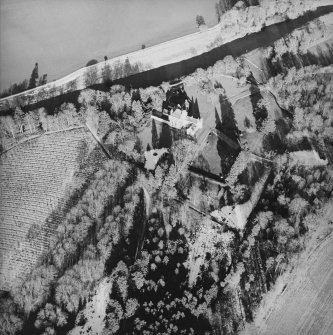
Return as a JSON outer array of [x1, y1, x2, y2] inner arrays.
[[102, 64, 112, 84], [85, 67, 98, 87], [269, 19, 328, 70], [13, 265, 58, 315], [269, 65, 333, 145], [53, 160, 130, 270], [0, 79, 28, 99], [214, 153, 332, 326], [55, 256, 104, 313], [107, 59, 145, 82], [0, 103, 83, 153], [104, 299, 123, 333], [10, 159, 143, 333], [210, 0, 323, 52], [0, 64, 47, 99], [196, 15, 205, 27], [34, 303, 68, 330], [0, 297, 24, 335], [86, 59, 98, 67], [139, 86, 166, 110]]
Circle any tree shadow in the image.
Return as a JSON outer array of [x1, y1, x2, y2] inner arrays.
[[197, 153, 211, 172], [305, 43, 333, 67], [218, 91, 239, 144], [215, 90, 240, 176], [158, 122, 173, 149], [248, 76, 267, 130], [151, 118, 159, 149], [188, 97, 201, 119]]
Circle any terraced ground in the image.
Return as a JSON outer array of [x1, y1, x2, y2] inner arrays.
[[0, 128, 92, 291]]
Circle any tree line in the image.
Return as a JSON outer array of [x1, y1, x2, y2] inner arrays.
[[215, 0, 259, 22], [0, 63, 47, 99]]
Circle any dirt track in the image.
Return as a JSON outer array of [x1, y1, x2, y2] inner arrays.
[[258, 232, 333, 335]]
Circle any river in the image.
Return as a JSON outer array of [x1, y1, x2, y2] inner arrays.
[[1, 5, 332, 113], [114, 5, 333, 89]]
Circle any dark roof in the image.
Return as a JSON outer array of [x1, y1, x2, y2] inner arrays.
[[165, 86, 190, 109], [152, 109, 169, 121]]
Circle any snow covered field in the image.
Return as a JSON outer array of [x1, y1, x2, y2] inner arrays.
[[241, 200, 333, 335]]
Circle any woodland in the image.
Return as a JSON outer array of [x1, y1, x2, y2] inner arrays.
[[0, 2, 333, 335]]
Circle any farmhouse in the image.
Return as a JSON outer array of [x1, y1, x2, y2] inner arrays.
[[152, 81, 202, 136]]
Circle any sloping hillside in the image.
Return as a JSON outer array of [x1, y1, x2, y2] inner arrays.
[[241, 201, 333, 335], [0, 128, 93, 291]]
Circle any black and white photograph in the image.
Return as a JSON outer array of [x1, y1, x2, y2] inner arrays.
[[0, 0, 333, 334]]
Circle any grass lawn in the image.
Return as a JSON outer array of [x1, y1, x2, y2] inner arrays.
[[193, 132, 223, 176]]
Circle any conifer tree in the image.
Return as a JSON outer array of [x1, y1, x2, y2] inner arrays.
[[28, 63, 39, 89], [151, 119, 159, 149], [196, 15, 205, 27], [124, 57, 132, 77]]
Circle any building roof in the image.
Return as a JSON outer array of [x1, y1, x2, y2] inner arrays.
[[171, 109, 182, 118]]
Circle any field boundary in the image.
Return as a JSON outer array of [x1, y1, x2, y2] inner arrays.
[[0, 125, 87, 157]]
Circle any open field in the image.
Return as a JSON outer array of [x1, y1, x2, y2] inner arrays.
[[258, 226, 333, 335], [240, 202, 333, 335], [0, 128, 92, 291], [194, 133, 223, 176]]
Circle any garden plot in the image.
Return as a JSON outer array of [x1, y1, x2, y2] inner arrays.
[[0, 128, 92, 291]]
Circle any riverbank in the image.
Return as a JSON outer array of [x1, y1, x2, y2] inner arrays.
[[1, 2, 332, 111]]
